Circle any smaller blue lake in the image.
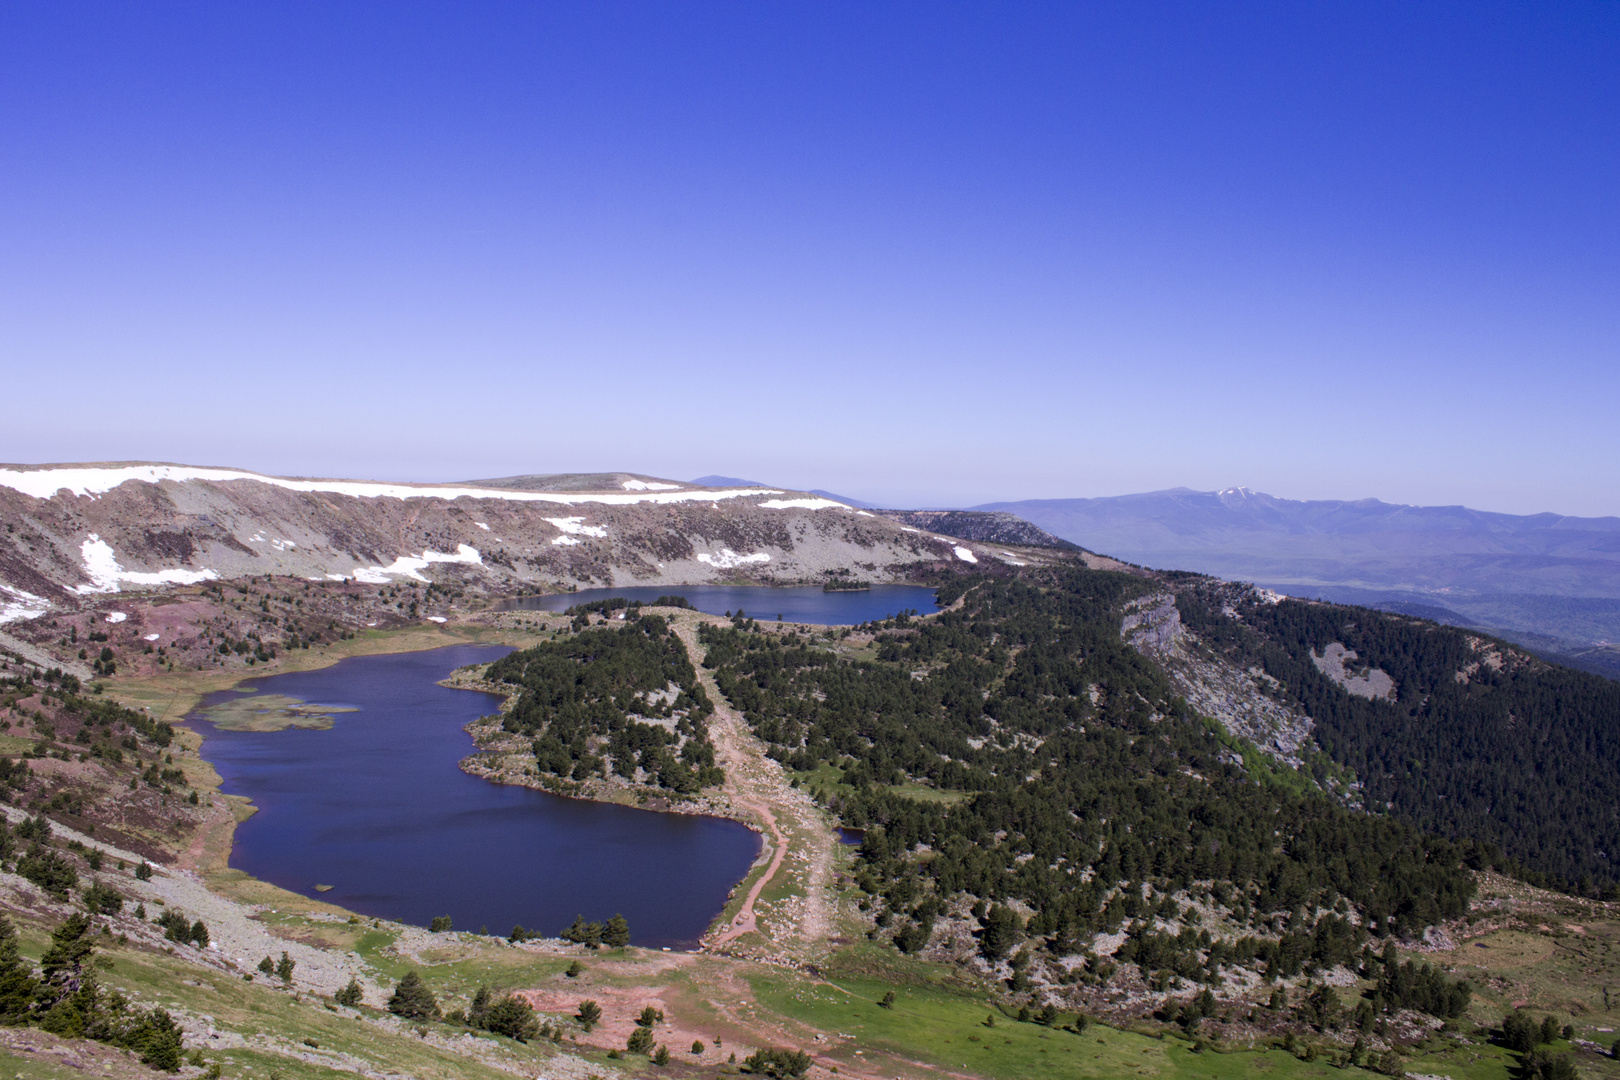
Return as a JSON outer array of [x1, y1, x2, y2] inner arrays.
[[190, 645, 761, 948], [498, 583, 940, 625]]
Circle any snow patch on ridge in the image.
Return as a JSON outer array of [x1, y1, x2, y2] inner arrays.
[[0, 464, 777, 506], [350, 544, 483, 583], [758, 497, 845, 510], [953, 546, 978, 563], [74, 534, 219, 594], [697, 549, 771, 569], [249, 532, 297, 551], [0, 585, 50, 625], [621, 480, 681, 491], [544, 517, 608, 538]]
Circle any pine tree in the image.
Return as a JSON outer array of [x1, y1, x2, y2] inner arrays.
[[334, 978, 364, 1008], [0, 916, 38, 1023], [36, 914, 98, 1037], [387, 971, 440, 1020], [603, 914, 631, 948], [484, 995, 538, 1041], [468, 986, 491, 1029]]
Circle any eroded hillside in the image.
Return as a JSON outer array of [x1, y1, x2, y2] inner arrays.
[[0, 463, 1073, 637]]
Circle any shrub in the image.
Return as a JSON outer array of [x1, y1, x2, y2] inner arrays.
[[334, 978, 363, 1008], [742, 1048, 813, 1077], [81, 881, 123, 915], [154, 909, 207, 948], [17, 847, 77, 898], [484, 995, 538, 1041], [125, 1007, 185, 1071], [1520, 1048, 1579, 1080]]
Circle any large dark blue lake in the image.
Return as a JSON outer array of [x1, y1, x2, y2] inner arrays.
[[498, 583, 940, 624], [188, 644, 761, 948]]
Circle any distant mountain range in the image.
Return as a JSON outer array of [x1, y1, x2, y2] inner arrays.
[[973, 487, 1620, 677]]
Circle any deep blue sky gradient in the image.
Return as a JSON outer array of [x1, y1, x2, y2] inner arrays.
[[2, 3, 1616, 513]]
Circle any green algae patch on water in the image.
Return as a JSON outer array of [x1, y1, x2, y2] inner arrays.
[[197, 693, 356, 731]]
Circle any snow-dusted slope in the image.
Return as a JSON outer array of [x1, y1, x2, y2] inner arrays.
[[0, 462, 1016, 622]]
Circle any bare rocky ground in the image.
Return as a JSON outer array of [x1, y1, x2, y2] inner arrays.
[[1121, 591, 1320, 769]]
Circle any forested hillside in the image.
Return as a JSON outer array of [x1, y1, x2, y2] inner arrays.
[[699, 572, 1478, 989], [1175, 580, 1620, 893], [487, 613, 724, 793]]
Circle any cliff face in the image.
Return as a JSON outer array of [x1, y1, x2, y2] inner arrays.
[[0, 463, 1039, 625]]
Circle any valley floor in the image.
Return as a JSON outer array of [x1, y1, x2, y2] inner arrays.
[[3, 607, 1620, 1080]]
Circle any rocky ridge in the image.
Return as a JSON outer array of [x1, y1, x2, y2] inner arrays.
[[0, 462, 1059, 631]]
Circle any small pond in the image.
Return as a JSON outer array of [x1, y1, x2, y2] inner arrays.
[[497, 583, 940, 625], [188, 644, 761, 948]]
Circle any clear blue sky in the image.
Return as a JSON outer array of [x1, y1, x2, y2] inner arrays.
[[2, 3, 1616, 514]]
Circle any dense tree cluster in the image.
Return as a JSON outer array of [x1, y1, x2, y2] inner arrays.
[[0, 913, 186, 1071], [700, 572, 1476, 984], [560, 913, 631, 948], [488, 615, 723, 792], [1175, 581, 1620, 891]]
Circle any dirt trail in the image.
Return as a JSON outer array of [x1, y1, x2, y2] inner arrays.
[[671, 617, 840, 960]]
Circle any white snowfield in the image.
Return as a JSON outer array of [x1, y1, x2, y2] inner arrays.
[[621, 479, 681, 491], [551, 535, 581, 546], [757, 497, 846, 510], [105, 612, 128, 623], [76, 534, 219, 594], [0, 464, 782, 506], [697, 549, 772, 569], [543, 516, 608, 538], [953, 545, 978, 563], [349, 545, 483, 584], [0, 584, 50, 625]]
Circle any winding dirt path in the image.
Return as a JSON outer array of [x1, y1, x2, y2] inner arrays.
[[671, 617, 840, 959], [710, 793, 787, 946]]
